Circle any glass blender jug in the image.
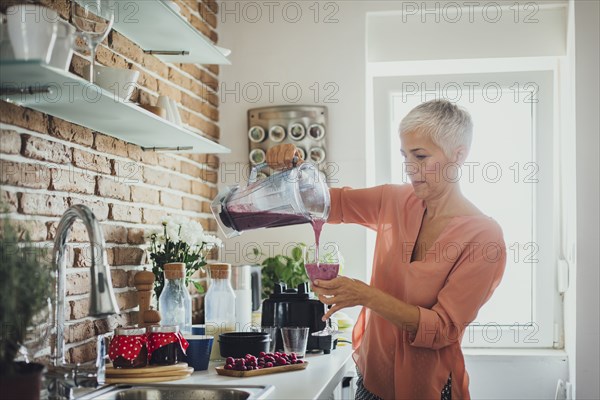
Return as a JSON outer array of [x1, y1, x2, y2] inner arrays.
[[211, 162, 330, 238]]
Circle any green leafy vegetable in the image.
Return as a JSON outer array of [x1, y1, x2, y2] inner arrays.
[[254, 244, 308, 299]]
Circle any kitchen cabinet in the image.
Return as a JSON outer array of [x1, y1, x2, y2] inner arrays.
[[0, 61, 230, 153]]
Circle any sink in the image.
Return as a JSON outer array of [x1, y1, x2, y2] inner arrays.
[[76, 384, 274, 400]]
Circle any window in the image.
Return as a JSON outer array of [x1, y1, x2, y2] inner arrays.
[[370, 66, 558, 348]]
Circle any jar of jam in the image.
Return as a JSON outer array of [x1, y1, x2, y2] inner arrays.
[[148, 325, 189, 365], [108, 327, 148, 368]]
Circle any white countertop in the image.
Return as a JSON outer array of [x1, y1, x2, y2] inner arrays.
[[172, 345, 355, 399]]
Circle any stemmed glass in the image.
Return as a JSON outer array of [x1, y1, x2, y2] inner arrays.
[[70, 0, 115, 83], [304, 242, 341, 336]]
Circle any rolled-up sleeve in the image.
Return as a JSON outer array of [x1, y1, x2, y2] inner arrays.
[[410, 233, 506, 350], [328, 186, 386, 229]]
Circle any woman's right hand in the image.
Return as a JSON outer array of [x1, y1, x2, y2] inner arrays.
[[266, 144, 304, 169]]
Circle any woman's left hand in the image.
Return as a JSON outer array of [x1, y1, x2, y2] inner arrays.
[[312, 276, 371, 321]]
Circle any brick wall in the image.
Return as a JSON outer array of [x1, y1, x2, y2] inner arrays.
[[0, 0, 221, 364]]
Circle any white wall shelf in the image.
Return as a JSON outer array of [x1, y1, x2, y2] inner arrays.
[[0, 61, 230, 154], [111, 0, 231, 65]]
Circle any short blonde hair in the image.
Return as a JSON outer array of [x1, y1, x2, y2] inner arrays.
[[399, 99, 473, 157]]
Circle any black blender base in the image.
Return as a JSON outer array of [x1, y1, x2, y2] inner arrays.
[[274, 335, 337, 354], [307, 335, 337, 354]]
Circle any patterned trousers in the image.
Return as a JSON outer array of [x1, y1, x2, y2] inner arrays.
[[355, 368, 452, 400]]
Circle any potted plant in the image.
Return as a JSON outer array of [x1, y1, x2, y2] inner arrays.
[[147, 215, 222, 301], [0, 218, 52, 400], [255, 245, 308, 299]]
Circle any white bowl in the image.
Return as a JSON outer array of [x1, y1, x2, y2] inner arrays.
[[49, 19, 75, 71], [84, 64, 140, 101], [157, 95, 175, 123], [6, 4, 58, 63]]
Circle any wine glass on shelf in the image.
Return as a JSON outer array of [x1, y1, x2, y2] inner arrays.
[[304, 242, 341, 336], [70, 0, 114, 83]]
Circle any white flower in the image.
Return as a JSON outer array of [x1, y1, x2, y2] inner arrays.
[[202, 233, 222, 247], [171, 215, 189, 227], [146, 215, 223, 253], [165, 221, 181, 242], [180, 220, 204, 247], [144, 227, 161, 240], [156, 234, 166, 246], [161, 215, 172, 226], [146, 227, 166, 247]]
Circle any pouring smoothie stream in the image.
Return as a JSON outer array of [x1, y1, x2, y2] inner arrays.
[[305, 219, 340, 282]]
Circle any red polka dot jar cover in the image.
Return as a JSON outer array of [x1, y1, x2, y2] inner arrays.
[[148, 325, 189, 357], [108, 327, 148, 368]]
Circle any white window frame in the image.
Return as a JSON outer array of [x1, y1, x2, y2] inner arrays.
[[366, 57, 560, 348]]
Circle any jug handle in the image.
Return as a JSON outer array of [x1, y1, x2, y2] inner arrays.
[[248, 162, 268, 184], [248, 157, 298, 184]]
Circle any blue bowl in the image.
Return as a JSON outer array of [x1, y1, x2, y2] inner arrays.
[[183, 335, 213, 371], [192, 324, 205, 335]]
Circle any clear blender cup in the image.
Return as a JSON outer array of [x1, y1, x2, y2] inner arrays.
[[211, 162, 330, 238]]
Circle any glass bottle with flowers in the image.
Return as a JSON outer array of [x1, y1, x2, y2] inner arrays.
[[147, 216, 222, 302]]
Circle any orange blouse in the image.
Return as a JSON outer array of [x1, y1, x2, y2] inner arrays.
[[328, 184, 506, 400]]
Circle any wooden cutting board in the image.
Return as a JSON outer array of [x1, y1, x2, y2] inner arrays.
[[105, 362, 193, 383], [106, 362, 189, 377], [105, 368, 193, 384], [215, 362, 308, 377]]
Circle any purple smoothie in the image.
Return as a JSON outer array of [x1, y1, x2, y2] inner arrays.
[[311, 219, 325, 261], [222, 210, 310, 230], [305, 263, 339, 282]]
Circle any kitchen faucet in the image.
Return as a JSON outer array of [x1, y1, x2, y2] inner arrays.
[[46, 205, 120, 400]]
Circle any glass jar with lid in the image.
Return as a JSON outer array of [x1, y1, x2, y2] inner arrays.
[[108, 326, 148, 368], [158, 262, 192, 334], [147, 325, 189, 365], [204, 263, 236, 360]]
